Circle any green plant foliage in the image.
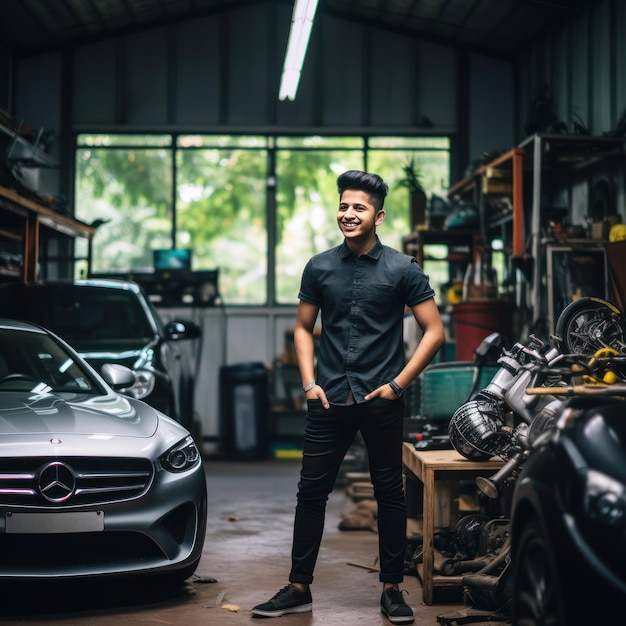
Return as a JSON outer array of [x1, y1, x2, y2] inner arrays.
[[398, 154, 425, 193]]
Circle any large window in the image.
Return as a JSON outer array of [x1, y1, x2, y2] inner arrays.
[[75, 135, 450, 305], [175, 136, 268, 303]]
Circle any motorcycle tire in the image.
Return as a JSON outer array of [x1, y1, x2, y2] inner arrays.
[[511, 514, 566, 626], [553, 296, 626, 356]]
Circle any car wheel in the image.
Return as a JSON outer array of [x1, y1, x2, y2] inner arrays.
[[512, 514, 565, 626]]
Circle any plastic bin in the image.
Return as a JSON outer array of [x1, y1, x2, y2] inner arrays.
[[219, 362, 270, 460], [420, 361, 500, 420], [453, 301, 513, 361]]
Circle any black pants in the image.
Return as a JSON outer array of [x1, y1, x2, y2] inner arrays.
[[289, 397, 407, 585]]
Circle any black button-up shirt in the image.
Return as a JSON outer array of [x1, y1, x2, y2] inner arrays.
[[298, 236, 435, 405]]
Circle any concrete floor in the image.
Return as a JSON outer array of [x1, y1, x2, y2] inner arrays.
[[0, 457, 477, 625]]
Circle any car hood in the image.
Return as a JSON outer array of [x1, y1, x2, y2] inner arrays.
[[0, 391, 158, 438], [72, 344, 150, 368]]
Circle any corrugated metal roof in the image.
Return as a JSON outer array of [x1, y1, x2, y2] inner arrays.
[[0, 0, 602, 58]]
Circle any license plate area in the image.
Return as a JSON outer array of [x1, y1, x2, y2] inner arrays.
[[6, 511, 104, 533]]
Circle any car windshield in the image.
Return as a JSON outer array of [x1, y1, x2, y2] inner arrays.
[[0, 328, 98, 394], [0, 286, 154, 346]]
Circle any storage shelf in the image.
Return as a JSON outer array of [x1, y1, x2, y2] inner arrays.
[[0, 122, 57, 169], [0, 184, 95, 282], [446, 133, 626, 337], [402, 229, 477, 267]]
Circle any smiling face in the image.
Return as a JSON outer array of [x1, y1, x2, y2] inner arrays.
[[337, 189, 385, 252]]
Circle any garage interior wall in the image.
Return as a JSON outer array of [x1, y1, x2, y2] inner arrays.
[[6, 0, 626, 450], [515, 0, 626, 229]]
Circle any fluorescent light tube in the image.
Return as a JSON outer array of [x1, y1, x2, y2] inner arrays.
[[279, 0, 319, 101]]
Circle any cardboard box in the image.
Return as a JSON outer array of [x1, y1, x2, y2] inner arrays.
[[482, 178, 512, 194], [591, 216, 620, 240]]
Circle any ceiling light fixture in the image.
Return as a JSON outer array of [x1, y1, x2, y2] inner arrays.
[[278, 0, 319, 101]]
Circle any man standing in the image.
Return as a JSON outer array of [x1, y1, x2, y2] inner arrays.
[[252, 170, 444, 624]]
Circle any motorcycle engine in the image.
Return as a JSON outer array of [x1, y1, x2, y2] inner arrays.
[[448, 395, 507, 460]]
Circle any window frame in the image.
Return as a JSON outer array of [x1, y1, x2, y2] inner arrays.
[[74, 133, 451, 306]]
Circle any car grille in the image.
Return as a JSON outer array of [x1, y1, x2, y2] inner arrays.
[[0, 457, 153, 507]]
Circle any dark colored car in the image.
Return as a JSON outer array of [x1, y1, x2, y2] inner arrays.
[[0, 318, 207, 583], [510, 395, 626, 625], [0, 279, 200, 430]]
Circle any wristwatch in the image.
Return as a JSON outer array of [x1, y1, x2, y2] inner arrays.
[[388, 380, 404, 398]]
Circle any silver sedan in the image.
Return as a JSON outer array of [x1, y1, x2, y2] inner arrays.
[[0, 318, 207, 583]]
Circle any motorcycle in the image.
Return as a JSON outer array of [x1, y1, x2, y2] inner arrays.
[[440, 334, 567, 619], [439, 298, 626, 624], [510, 351, 626, 624]]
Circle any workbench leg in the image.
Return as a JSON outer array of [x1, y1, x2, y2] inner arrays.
[[421, 467, 435, 605]]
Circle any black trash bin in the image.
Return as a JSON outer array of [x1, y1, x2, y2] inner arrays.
[[219, 361, 270, 460]]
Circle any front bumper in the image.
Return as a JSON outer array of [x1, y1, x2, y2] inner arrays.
[[0, 460, 207, 579]]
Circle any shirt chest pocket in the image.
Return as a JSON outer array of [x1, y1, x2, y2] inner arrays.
[[363, 283, 400, 319]]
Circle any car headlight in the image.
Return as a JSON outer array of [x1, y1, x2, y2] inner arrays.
[[123, 370, 156, 400], [584, 469, 626, 527], [160, 436, 201, 473]]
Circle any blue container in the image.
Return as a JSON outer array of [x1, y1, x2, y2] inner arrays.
[[420, 361, 500, 420]]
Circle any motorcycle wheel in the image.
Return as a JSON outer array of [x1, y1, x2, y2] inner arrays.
[[553, 296, 626, 356], [512, 515, 565, 626]]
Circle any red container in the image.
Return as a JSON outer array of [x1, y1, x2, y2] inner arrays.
[[453, 301, 513, 361]]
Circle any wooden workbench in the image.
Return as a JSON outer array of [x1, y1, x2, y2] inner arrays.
[[402, 443, 504, 604]]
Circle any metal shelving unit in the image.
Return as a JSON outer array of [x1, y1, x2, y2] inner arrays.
[[447, 134, 626, 338], [519, 133, 626, 333]]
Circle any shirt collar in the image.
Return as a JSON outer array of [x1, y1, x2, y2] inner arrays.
[[339, 236, 383, 260]]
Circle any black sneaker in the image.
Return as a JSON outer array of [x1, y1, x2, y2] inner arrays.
[[251, 584, 313, 617], [380, 587, 414, 624]]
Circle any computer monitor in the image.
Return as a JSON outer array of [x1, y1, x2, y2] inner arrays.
[[153, 248, 192, 271]]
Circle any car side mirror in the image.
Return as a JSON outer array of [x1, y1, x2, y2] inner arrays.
[[101, 363, 136, 389], [165, 320, 201, 340]]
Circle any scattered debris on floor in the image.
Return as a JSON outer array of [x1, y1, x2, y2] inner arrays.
[[192, 575, 218, 584], [437, 607, 510, 624], [346, 558, 380, 573], [339, 498, 378, 531], [339, 471, 378, 531]]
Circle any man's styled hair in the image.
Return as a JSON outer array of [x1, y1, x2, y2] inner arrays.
[[337, 170, 389, 212]]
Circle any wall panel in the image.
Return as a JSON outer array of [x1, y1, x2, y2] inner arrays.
[[417, 41, 457, 129], [226, 314, 271, 365], [12, 2, 514, 140], [468, 55, 514, 160], [590, 2, 612, 133], [616, 1, 626, 120], [122, 28, 169, 124], [15, 52, 61, 134], [369, 30, 417, 127], [174, 16, 222, 125], [550, 30, 569, 129], [73, 40, 117, 125], [319, 16, 365, 127], [14, 52, 62, 196], [227, 5, 273, 126], [570, 16, 589, 131]]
